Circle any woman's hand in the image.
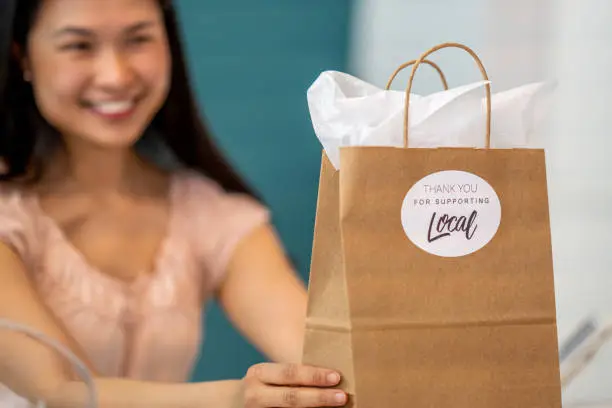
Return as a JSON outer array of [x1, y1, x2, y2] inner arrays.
[[240, 363, 348, 407]]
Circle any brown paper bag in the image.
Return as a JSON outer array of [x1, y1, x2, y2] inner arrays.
[[302, 42, 562, 408]]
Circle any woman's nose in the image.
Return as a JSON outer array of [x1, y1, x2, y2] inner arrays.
[[94, 49, 134, 90]]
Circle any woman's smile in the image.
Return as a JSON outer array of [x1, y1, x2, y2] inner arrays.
[[83, 97, 139, 120]]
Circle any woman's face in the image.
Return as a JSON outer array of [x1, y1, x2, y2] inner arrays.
[[23, 0, 171, 149]]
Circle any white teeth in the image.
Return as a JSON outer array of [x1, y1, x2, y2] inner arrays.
[[91, 100, 134, 115]]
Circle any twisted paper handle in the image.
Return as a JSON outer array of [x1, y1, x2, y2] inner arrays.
[[0, 319, 98, 408], [385, 59, 449, 91], [402, 42, 492, 148]]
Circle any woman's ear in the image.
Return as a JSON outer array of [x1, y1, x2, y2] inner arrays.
[[23, 68, 32, 82], [11, 42, 31, 82]]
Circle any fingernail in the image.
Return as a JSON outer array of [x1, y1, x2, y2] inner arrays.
[[335, 392, 347, 404], [327, 372, 340, 384]]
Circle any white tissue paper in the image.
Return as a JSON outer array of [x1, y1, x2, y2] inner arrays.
[[307, 70, 556, 170]]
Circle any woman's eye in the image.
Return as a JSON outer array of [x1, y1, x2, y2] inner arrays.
[[61, 42, 93, 52], [127, 35, 152, 46]]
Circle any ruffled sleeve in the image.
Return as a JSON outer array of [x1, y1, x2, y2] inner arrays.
[[179, 172, 271, 291], [0, 186, 38, 264]]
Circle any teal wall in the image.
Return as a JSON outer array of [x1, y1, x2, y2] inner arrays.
[[174, 1, 353, 381]]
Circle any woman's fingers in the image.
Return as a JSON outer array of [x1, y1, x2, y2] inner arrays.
[[246, 363, 341, 387], [242, 363, 348, 407], [245, 385, 348, 408]]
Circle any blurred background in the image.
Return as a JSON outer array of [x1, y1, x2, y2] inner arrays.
[[174, 0, 611, 406]]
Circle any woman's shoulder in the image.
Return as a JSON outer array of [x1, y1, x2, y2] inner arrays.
[[0, 182, 31, 214], [171, 169, 266, 210], [172, 169, 226, 197], [170, 169, 271, 278], [0, 183, 38, 261], [171, 169, 270, 233]]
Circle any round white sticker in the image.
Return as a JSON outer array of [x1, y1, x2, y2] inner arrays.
[[400, 170, 501, 258]]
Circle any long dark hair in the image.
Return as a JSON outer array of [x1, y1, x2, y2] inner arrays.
[[0, 0, 259, 198]]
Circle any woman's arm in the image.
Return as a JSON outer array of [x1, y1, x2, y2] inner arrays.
[[45, 379, 241, 408], [0, 242, 241, 408], [216, 224, 309, 363]]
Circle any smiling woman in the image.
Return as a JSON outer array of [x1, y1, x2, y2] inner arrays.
[[20, 1, 171, 150], [0, 1, 348, 408]]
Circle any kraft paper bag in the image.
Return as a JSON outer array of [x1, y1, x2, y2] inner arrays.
[[302, 43, 562, 408]]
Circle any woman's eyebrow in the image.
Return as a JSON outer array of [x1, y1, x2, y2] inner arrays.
[[52, 20, 156, 39], [52, 26, 94, 39]]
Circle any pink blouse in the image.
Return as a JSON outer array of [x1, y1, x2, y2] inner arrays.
[[0, 170, 269, 384]]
